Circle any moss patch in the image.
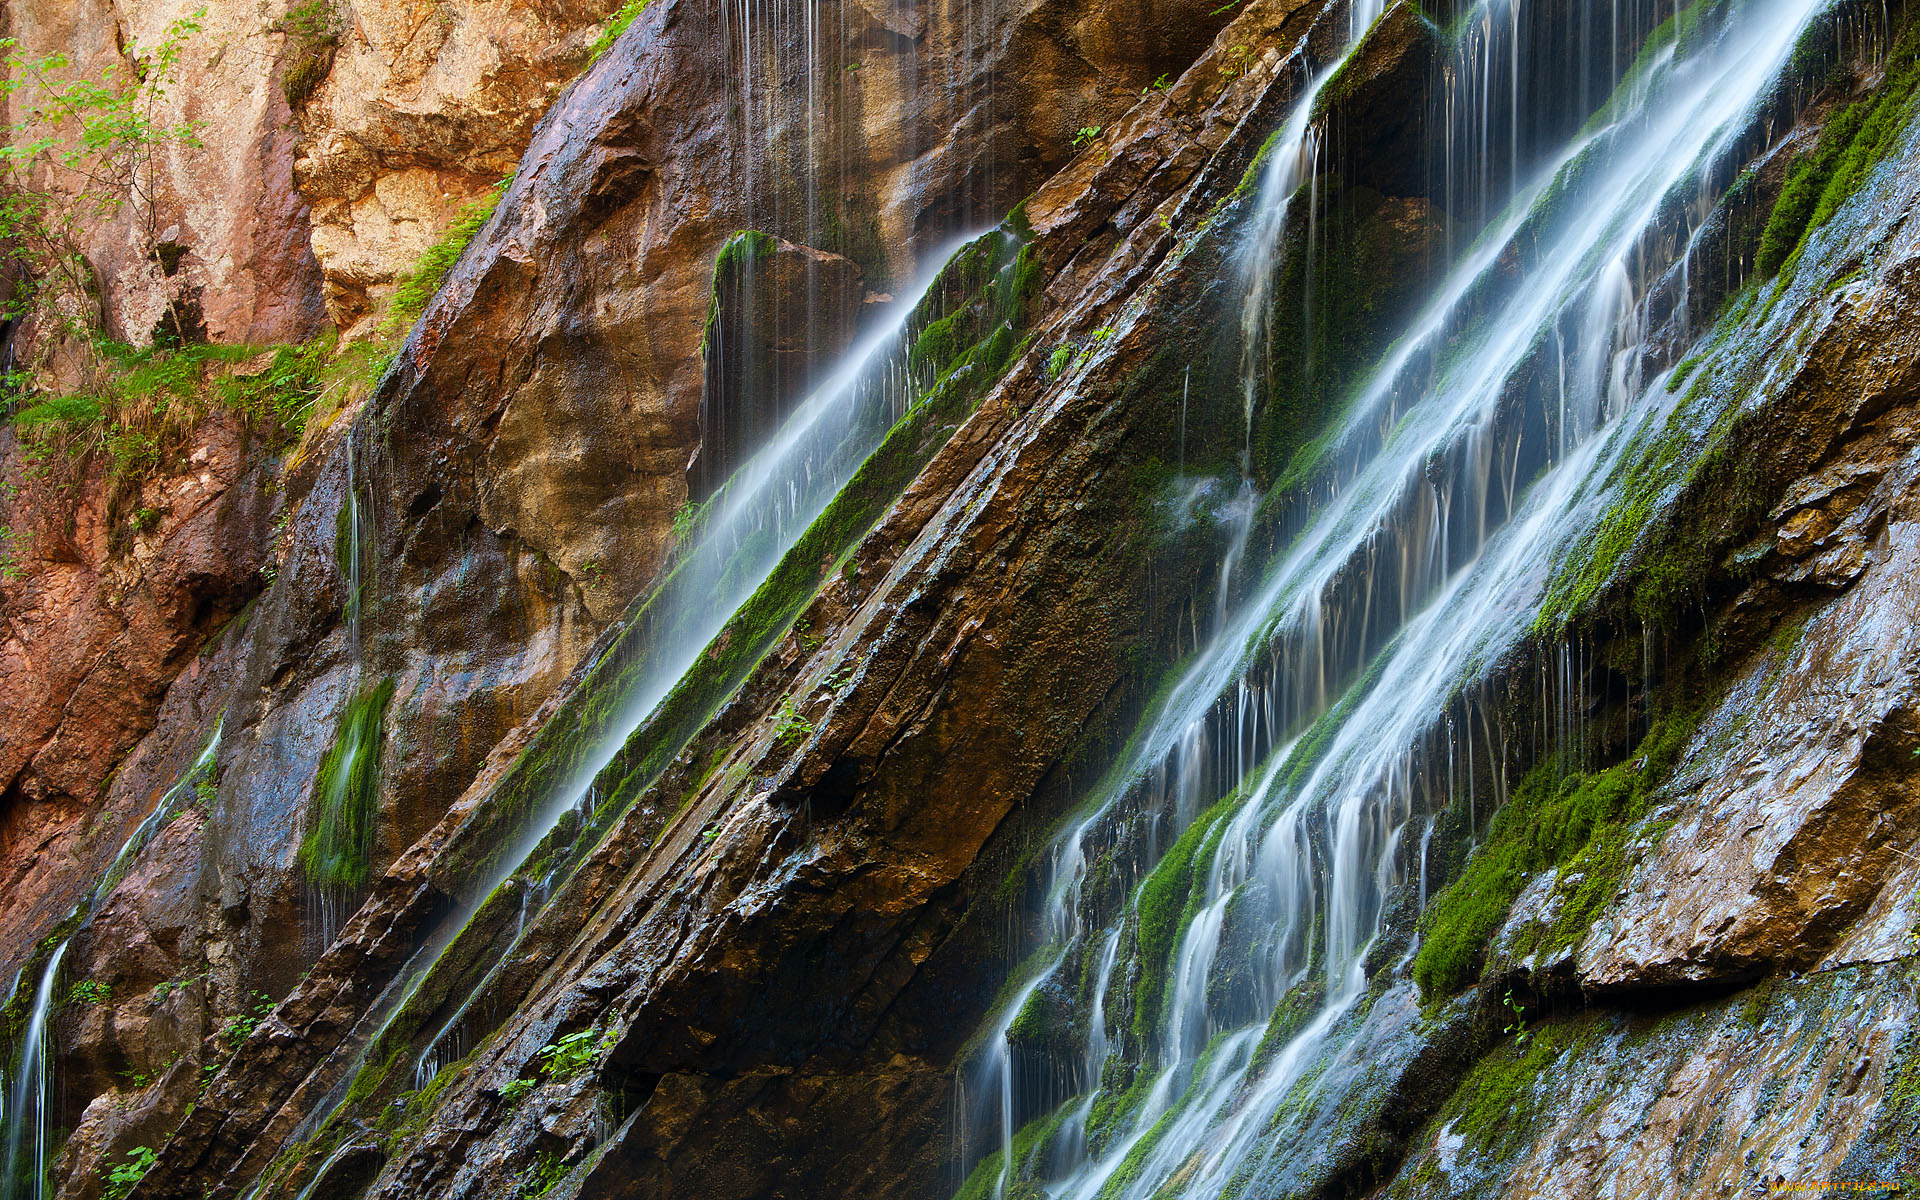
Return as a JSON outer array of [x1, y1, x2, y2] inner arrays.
[[1131, 794, 1237, 1046], [1411, 709, 1696, 998], [299, 677, 397, 890], [1757, 15, 1920, 277]]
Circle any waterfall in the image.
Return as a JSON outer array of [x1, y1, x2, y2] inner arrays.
[[403, 232, 980, 1089], [0, 942, 67, 1200], [0, 722, 221, 1200], [958, 0, 1825, 1195]]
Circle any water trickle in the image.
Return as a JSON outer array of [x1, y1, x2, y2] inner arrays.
[[402, 235, 979, 1089], [0, 721, 221, 1200]]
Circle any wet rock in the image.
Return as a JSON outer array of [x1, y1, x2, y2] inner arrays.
[[0, 411, 271, 977], [1581, 507, 1920, 992], [1381, 962, 1920, 1198], [695, 235, 867, 496], [1314, 3, 1443, 200]]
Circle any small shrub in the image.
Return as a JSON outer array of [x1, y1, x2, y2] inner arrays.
[[274, 1, 341, 109], [499, 1076, 535, 1104], [1071, 125, 1102, 148]]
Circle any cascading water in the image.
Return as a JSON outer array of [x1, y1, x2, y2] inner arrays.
[[0, 943, 67, 1200], [401, 228, 987, 1088], [958, 0, 1826, 1195], [0, 722, 221, 1200], [296, 0, 1039, 1139]]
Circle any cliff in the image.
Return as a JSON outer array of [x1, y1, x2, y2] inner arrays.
[[3, 0, 1919, 1199]]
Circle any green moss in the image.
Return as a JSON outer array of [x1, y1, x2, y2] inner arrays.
[[1441, 1016, 1593, 1157], [1085, 1065, 1157, 1150], [1412, 709, 1697, 998], [952, 1100, 1076, 1200], [1758, 16, 1920, 276], [1244, 975, 1327, 1077], [342, 1047, 404, 1111], [701, 229, 780, 361], [298, 677, 397, 890], [1131, 794, 1237, 1045], [1249, 184, 1441, 494], [1534, 324, 1782, 635]]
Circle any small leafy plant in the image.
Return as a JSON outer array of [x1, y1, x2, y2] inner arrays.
[[0, 524, 24, 581], [151, 973, 203, 1003], [520, 1150, 569, 1198], [66, 979, 112, 1007], [1501, 990, 1530, 1045], [535, 1028, 610, 1079], [671, 498, 706, 541], [1046, 344, 1074, 378], [103, 1146, 157, 1200], [819, 661, 854, 694], [499, 1076, 536, 1104], [1071, 125, 1103, 148], [219, 990, 276, 1052], [773, 697, 814, 746]]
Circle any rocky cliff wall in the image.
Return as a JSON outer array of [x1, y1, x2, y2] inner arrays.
[[3, 1, 1919, 1200]]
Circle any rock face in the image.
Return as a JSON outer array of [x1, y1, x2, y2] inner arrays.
[[0, 412, 272, 976], [0, 0, 328, 352], [292, 0, 627, 338], [6, 2, 1920, 1200]]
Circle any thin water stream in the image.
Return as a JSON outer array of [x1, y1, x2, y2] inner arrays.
[[0, 722, 222, 1200]]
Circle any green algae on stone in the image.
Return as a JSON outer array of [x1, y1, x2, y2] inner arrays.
[[299, 677, 397, 890], [1412, 709, 1697, 998]]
